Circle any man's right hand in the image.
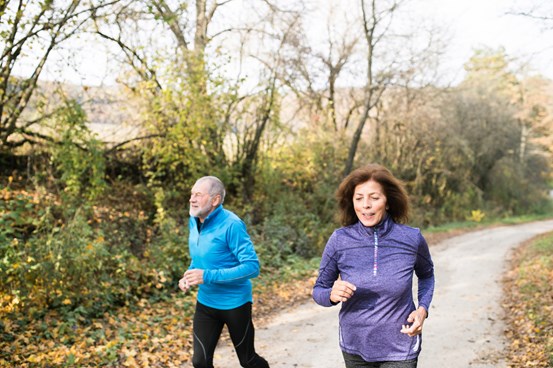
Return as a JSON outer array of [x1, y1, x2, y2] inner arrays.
[[178, 277, 190, 292]]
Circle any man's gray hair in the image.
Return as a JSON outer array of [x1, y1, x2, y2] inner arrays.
[[197, 176, 226, 203]]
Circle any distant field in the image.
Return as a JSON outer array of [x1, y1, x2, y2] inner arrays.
[[88, 122, 143, 144]]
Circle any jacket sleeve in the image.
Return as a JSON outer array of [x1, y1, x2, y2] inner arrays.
[[203, 220, 260, 284], [414, 231, 435, 312], [312, 232, 340, 307]]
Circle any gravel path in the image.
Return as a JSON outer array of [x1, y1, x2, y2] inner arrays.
[[208, 219, 553, 367]]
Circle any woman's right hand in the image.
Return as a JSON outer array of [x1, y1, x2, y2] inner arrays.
[[330, 280, 357, 303]]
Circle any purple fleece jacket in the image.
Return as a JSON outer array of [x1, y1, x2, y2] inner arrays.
[[312, 215, 435, 362]]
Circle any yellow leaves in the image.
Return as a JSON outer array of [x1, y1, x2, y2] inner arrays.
[[121, 347, 136, 357], [62, 298, 72, 305], [1, 188, 12, 201], [466, 209, 485, 222], [159, 271, 167, 283], [155, 270, 167, 289], [503, 231, 553, 367], [0, 271, 315, 367], [26, 354, 43, 364], [105, 340, 118, 350], [123, 355, 138, 367], [122, 347, 138, 366], [14, 335, 29, 346], [93, 322, 104, 329], [138, 351, 159, 365], [4, 262, 318, 367]]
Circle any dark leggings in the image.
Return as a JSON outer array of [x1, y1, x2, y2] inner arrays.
[[192, 301, 270, 368], [342, 351, 418, 368]]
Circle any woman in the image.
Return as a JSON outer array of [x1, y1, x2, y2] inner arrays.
[[312, 164, 435, 367]]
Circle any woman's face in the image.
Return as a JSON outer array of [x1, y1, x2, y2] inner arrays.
[[353, 179, 387, 227]]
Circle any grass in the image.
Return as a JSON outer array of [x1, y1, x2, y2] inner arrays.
[[425, 213, 553, 234]]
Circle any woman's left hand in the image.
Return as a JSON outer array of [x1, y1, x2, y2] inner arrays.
[[400, 306, 428, 337]]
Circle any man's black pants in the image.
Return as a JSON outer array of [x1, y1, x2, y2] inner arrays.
[[192, 301, 270, 368]]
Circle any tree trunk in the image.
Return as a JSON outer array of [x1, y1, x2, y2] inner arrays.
[[344, 100, 372, 175]]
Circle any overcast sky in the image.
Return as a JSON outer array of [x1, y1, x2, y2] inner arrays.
[[33, 0, 553, 86], [410, 0, 553, 81]]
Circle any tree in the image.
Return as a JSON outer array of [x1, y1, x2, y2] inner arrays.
[[90, 0, 299, 211], [512, 76, 553, 162], [90, 0, 238, 193], [0, 0, 117, 152], [509, 2, 553, 30], [273, 0, 444, 176], [278, 1, 361, 133], [342, 0, 398, 175], [443, 48, 552, 214]]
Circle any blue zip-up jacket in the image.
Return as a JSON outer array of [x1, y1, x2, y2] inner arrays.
[[312, 214, 435, 362], [188, 205, 260, 310]]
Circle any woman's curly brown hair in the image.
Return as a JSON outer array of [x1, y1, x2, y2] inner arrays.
[[336, 164, 410, 226]]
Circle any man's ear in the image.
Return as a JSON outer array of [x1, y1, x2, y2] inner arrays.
[[212, 194, 222, 207]]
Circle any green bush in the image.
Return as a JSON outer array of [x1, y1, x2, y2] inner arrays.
[[147, 215, 190, 286], [488, 156, 552, 215], [48, 99, 107, 204]]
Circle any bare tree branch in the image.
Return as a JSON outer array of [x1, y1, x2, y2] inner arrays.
[[104, 133, 163, 154], [0, 0, 122, 151]]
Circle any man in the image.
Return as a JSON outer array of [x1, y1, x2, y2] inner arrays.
[[179, 176, 270, 368]]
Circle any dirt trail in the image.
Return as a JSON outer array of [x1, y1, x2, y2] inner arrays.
[[208, 219, 553, 367]]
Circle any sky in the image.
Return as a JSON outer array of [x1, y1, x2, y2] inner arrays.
[[409, 0, 553, 82], [31, 0, 553, 87]]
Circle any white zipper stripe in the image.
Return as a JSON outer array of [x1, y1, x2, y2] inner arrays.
[[373, 231, 378, 276]]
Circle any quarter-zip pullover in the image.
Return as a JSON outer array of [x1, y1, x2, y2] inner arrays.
[[188, 205, 260, 310], [312, 215, 435, 362]]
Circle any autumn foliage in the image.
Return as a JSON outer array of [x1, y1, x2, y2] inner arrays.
[[1, 1, 553, 366], [0, 253, 315, 367], [503, 232, 553, 367]]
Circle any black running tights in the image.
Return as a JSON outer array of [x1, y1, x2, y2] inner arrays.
[[192, 301, 270, 368]]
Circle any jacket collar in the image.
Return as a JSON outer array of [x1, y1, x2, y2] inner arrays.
[[356, 212, 393, 238], [194, 204, 224, 228]]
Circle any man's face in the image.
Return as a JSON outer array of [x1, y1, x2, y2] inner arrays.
[[189, 180, 216, 222]]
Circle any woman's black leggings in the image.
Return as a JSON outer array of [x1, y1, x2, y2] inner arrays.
[[192, 301, 270, 368], [342, 351, 418, 368]]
